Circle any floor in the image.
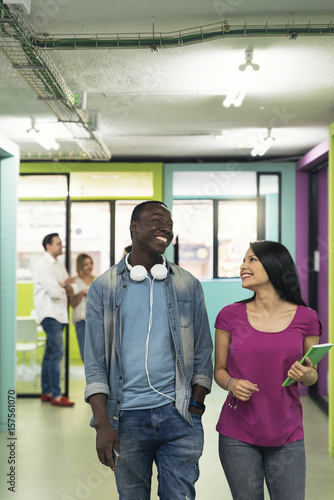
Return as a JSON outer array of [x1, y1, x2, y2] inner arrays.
[[1, 366, 333, 500]]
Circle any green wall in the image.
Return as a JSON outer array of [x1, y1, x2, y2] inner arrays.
[[20, 161, 163, 201]]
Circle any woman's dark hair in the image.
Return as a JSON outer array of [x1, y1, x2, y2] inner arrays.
[[241, 240, 307, 306]]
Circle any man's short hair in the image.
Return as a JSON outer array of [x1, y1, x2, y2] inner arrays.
[[131, 200, 167, 224], [130, 201, 168, 238], [42, 233, 59, 250]]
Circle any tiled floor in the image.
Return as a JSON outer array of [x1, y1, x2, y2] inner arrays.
[[1, 367, 333, 500]]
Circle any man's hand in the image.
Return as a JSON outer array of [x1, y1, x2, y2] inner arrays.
[[89, 394, 121, 471], [96, 423, 121, 471]]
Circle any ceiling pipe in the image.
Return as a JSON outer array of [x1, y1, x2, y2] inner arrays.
[[29, 21, 334, 51], [1, 8, 333, 50]]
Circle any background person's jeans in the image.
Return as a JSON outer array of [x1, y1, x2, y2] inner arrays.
[[41, 317, 64, 399], [74, 320, 85, 362], [219, 434, 306, 500], [114, 403, 204, 500]]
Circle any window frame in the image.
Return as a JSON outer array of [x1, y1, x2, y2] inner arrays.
[[173, 171, 281, 279]]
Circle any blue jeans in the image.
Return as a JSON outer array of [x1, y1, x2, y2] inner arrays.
[[218, 435, 305, 500], [114, 403, 204, 500], [74, 320, 85, 362], [41, 317, 64, 399]]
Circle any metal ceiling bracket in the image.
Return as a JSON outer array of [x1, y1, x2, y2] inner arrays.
[[0, 5, 111, 160]]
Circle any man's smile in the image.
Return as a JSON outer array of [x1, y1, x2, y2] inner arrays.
[[156, 235, 168, 243]]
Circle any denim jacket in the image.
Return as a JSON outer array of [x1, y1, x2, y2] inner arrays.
[[84, 257, 213, 430]]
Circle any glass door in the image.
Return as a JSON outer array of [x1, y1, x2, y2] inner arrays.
[[114, 200, 139, 262], [70, 201, 112, 276], [69, 201, 112, 372], [16, 199, 67, 396]]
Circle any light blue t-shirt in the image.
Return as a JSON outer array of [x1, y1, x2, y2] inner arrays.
[[120, 275, 176, 410]]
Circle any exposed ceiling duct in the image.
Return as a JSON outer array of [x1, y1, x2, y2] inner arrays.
[[0, 4, 111, 160], [27, 21, 334, 51], [0, 1, 333, 162]]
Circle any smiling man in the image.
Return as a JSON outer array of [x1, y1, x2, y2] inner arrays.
[[84, 200, 213, 500]]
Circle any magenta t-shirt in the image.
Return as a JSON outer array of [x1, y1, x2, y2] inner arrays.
[[214, 302, 322, 447]]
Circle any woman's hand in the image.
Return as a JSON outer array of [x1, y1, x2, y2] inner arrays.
[[287, 357, 318, 386], [229, 378, 259, 401]]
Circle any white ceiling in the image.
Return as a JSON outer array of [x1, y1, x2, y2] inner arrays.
[[0, 0, 334, 161]]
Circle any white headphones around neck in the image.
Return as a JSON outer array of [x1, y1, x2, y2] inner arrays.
[[125, 253, 167, 282], [124, 252, 174, 404]]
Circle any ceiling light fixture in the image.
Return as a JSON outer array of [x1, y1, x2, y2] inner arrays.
[[251, 129, 275, 157], [26, 119, 60, 151], [223, 50, 260, 108], [222, 87, 247, 108], [239, 50, 260, 72]]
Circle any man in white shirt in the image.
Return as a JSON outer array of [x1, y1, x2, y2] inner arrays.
[[33, 233, 76, 407]]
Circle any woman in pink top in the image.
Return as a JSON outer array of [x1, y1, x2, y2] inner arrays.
[[214, 241, 322, 500]]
